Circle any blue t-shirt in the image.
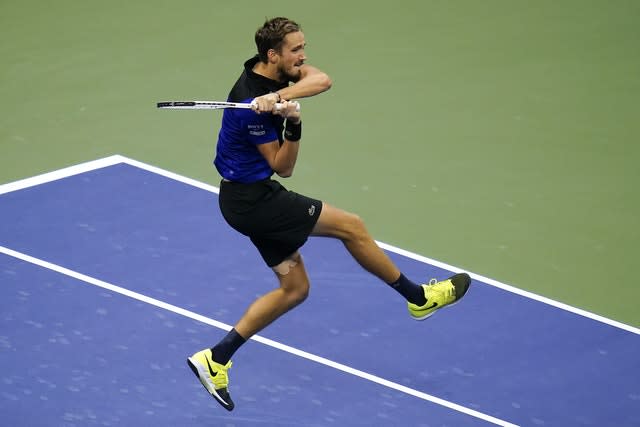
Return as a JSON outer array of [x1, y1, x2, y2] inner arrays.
[[214, 56, 287, 183]]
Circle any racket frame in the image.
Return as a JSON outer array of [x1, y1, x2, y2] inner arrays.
[[156, 100, 299, 111]]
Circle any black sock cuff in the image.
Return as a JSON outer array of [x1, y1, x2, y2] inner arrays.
[[212, 328, 247, 364], [387, 273, 405, 287]]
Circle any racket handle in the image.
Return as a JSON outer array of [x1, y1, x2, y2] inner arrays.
[[250, 100, 301, 112]]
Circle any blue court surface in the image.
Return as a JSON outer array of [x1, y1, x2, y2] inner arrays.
[[1, 156, 638, 427]]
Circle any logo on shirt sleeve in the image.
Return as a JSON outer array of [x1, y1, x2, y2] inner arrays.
[[248, 124, 266, 136]]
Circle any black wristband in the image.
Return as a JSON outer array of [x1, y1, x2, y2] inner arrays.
[[284, 120, 302, 142]]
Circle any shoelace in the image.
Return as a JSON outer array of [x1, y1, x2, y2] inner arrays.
[[427, 279, 455, 301], [210, 359, 232, 388], [213, 371, 228, 388]]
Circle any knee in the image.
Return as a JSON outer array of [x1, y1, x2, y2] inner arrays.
[[276, 257, 310, 306], [292, 281, 310, 305], [343, 212, 368, 240], [284, 280, 309, 306]]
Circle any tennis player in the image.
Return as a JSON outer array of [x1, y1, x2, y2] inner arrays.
[[187, 17, 471, 411]]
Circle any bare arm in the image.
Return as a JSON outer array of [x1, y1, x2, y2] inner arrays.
[[278, 64, 332, 100], [257, 102, 302, 178], [257, 138, 300, 178], [253, 64, 332, 112]]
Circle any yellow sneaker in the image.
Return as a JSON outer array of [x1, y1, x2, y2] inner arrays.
[[187, 349, 234, 411], [408, 273, 471, 320]]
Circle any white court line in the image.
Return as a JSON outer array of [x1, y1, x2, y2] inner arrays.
[[375, 243, 640, 335], [0, 245, 519, 427], [0, 156, 126, 195], [117, 156, 640, 335], [1, 154, 638, 336]]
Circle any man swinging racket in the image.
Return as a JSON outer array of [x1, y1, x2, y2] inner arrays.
[[186, 16, 471, 411]]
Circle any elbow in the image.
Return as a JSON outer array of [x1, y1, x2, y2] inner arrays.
[[276, 169, 293, 178], [320, 74, 333, 92], [275, 164, 294, 178]]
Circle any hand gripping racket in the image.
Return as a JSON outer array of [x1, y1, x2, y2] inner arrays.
[[156, 100, 300, 112]]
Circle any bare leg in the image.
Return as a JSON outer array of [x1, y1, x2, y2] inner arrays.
[[311, 202, 401, 284], [234, 253, 310, 339]]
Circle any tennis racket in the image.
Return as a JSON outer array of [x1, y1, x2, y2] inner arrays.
[[157, 100, 300, 112]]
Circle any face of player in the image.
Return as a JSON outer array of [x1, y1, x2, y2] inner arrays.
[[276, 31, 307, 81]]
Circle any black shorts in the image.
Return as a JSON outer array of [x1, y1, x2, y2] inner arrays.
[[218, 178, 323, 267]]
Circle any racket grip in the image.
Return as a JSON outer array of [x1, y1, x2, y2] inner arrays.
[[250, 100, 301, 112]]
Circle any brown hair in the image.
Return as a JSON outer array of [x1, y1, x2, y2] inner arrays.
[[255, 17, 301, 63]]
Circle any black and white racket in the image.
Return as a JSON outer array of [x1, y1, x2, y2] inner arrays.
[[157, 100, 300, 112]]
